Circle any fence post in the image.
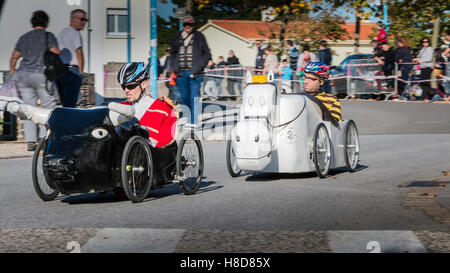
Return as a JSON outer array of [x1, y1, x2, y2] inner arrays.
[[394, 62, 398, 94]]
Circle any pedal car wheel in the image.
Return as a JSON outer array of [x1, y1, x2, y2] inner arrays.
[[32, 139, 60, 201], [226, 140, 241, 177], [121, 136, 153, 203], [313, 123, 331, 178], [177, 132, 204, 195], [344, 120, 360, 172]]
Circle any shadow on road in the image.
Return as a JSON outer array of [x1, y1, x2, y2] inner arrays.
[[244, 164, 369, 182], [60, 178, 221, 204]]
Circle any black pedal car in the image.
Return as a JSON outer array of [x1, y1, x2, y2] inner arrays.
[[32, 105, 204, 203]]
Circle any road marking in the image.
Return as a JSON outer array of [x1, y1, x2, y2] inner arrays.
[[81, 228, 186, 253], [327, 230, 427, 253]]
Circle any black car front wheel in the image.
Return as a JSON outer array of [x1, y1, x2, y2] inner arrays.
[[177, 132, 204, 195], [32, 139, 59, 201], [121, 136, 153, 203]]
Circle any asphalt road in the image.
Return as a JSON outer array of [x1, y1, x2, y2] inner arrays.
[[0, 100, 449, 253]]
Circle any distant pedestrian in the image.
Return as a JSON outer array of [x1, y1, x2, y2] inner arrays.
[[286, 40, 300, 92], [55, 9, 88, 108], [297, 44, 318, 70], [376, 21, 388, 44], [413, 37, 434, 100], [317, 40, 332, 93], [433, 47, 450, 101], [160, 47, 179, 102], [255, 40, 266, 75], [440, 29, 450, 49], [394, 37, 413, 96], [263, 45, 279, 75], [215, 56, 227, 95], [170, 15, 211, 127], [9, 10, 59, 151], [374, 42, 395, 94], [226, 50, 242, 97], [318, 40, 332, 65], [279, 59, 293, 93]]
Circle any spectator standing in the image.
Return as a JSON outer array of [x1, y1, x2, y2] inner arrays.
[[255, 40, 266, 75], [374, 42, 395, 91], [279, 59, 293, 93], [317, 40, 332, 93], [297, 44, 318, 70], [286, 40, 300, 93], [413, 37, 434, 100], [394, 37, 413, 96], [170, 15, 211, 127], [434, 47, 450, 99], [226, 50, 241, 97], [376, 21, 388, 44], [372, 39, 382, 56], [263, 45, 279, 75], [55, 9, 87, 108], [440, 29, 450, 49], [160, 47, 179, 102], [318, 40, 332, 65], [9, 10, 59, 151], [215, 56, 227, 95]]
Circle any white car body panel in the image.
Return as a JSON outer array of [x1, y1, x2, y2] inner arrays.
[[231, 82, 350, 174]]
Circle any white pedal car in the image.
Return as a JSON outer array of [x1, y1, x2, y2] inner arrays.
[[226, 72, 360, 178]]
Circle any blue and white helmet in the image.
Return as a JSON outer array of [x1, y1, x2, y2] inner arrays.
[[117, 62, 149, 84], [301, 62, 330, 79]]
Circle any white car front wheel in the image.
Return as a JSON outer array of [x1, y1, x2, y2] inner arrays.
[[313, 123, 331, 178]]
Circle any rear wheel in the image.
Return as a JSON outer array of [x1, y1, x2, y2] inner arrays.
[[344, 120, 360, 172], [226, 140, 241, 177], [313, 123, 331, 178], [177, 132, 204, 195], [121, 136, 153, 203], [32, 139, 59, 201]]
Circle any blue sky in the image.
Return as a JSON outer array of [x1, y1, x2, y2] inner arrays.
[[157, 0, 176, 20]]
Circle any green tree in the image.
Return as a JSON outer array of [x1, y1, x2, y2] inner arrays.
[[386, 0, 449, 53], [157, 15, 179, 57]]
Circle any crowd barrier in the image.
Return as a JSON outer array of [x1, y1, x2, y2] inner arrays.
[[201, 60, 449, 101]]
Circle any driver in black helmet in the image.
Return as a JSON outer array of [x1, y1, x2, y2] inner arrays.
[[117, 62, 178, 148]]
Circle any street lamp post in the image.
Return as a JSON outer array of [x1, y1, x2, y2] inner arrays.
[[175, 8, 186, 31], [381, 0, 389, 32], [150, 0, 157, 98]]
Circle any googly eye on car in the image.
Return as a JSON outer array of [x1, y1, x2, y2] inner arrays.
[[91, 128, 108, 139]]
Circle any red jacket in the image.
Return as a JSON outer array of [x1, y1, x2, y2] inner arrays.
[[377, 28, 387, 43], [121, 95, 178, 148]]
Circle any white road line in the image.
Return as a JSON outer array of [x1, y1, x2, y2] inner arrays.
[[327, 230, 427, 253], [81, 228, 186, 253]]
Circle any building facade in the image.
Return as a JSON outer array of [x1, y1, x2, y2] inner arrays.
[[198, 20, 377, 67], [0, 0, 152, 104]]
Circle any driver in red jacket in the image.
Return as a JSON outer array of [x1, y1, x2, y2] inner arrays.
[[117, 62, 178, 148]]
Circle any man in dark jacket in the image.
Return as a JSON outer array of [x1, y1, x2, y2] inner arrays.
[[255, 40, 266, 75], [170, 15, 211, 127], [317, 40, 332, 93]]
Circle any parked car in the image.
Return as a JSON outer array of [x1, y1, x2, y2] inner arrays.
[[329, 54, 381, 98]]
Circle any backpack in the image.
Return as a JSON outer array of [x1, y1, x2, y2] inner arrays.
[[44, 32, 68, 81]]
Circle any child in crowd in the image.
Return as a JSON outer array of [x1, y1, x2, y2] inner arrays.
[[279, 59, 293, 93]]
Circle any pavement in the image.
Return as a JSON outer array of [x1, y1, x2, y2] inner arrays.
[[1, 228, 449, 253]]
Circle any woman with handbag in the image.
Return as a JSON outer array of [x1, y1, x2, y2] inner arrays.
[[9, 10, 60, 151], [413, 37, 434, 100]]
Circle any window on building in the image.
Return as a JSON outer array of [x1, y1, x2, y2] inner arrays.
[[107, 9, 128, 37]]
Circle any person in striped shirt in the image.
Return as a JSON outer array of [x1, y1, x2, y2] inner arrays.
[[302, 62, 342, 121]]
